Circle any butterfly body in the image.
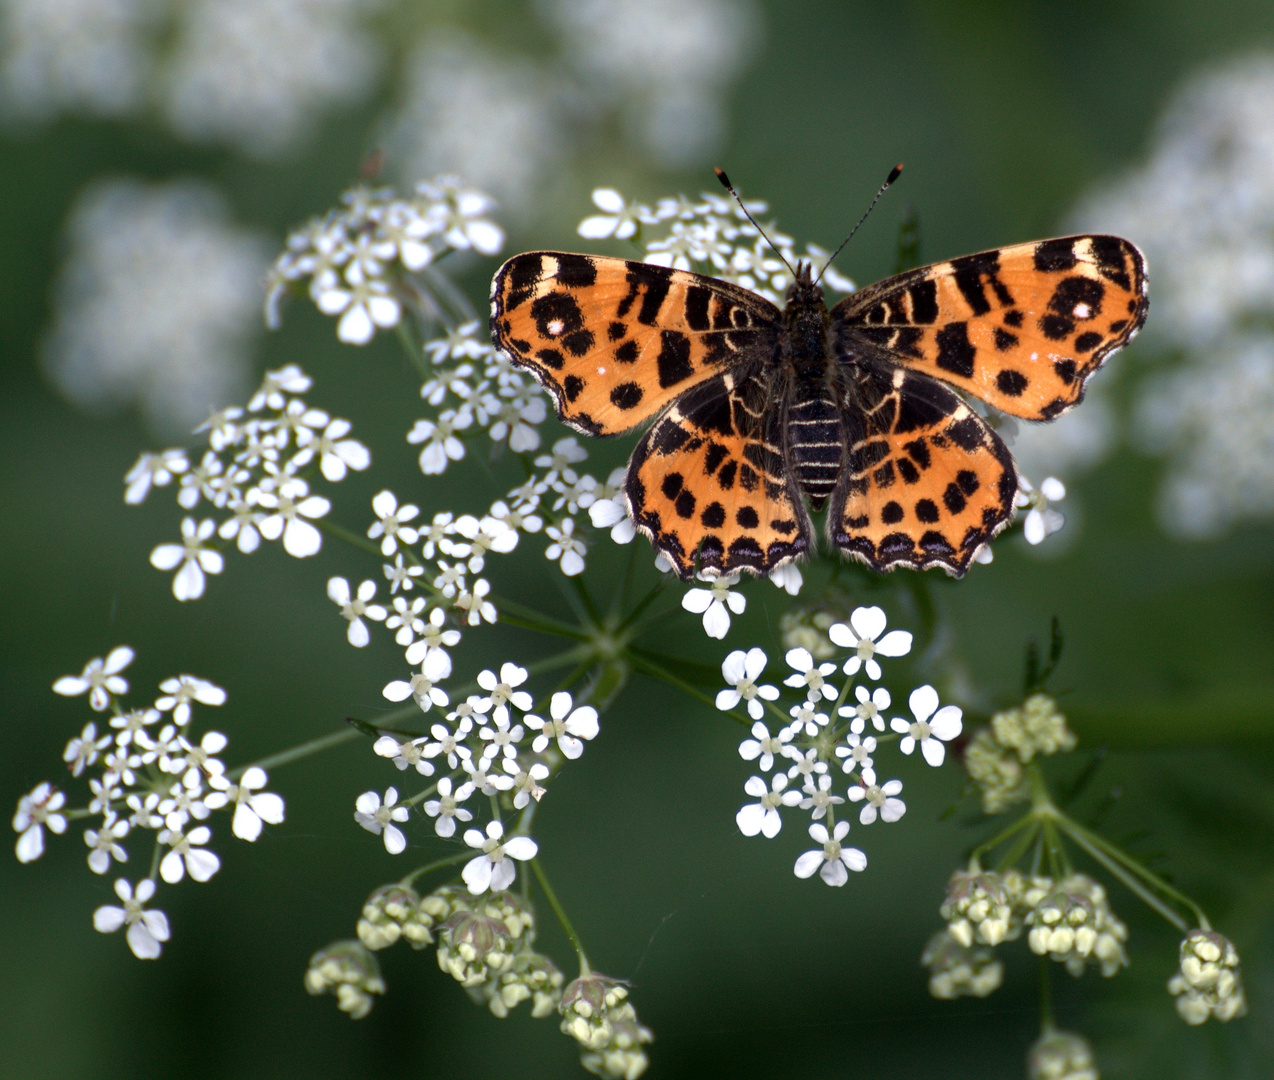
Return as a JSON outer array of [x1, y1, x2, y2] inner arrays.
[[490, 236, 1146, 580]]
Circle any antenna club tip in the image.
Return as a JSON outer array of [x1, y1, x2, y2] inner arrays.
[[887, 163, 904, 185], [713, 166, 732, 189]]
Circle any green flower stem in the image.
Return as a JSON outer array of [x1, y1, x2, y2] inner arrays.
[[1054, 815, 1195, 932], [1038, 955, 1054, 1034], [315, 516, 385, 559], [626, 649, 748, 726], [395, 319, 431, 380], [401, 850, 472, 888], [969, 810, 1040, 866], [569, 574, 603, 628], [495, 595, 593, 642], [420, 263, 479, 325], [238, 727, 362, 774], [996, 818, 1042, 874], [531, 856, 590, 975]]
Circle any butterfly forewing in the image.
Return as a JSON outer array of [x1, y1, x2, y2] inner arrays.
[[627, 368, 812, 577], [490, 252, 782, 436], [829, 367, 1016, 575], [834, 235, 1148, 420]]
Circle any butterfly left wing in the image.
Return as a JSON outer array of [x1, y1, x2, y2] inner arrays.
[[833, 235, 1147, 419], [490, 252, 782, 436], [829, 364, 1016, 576], [627, 366, 811, 579]]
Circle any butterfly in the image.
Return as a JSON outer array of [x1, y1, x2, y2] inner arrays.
[[489, 227, 1147, 580]]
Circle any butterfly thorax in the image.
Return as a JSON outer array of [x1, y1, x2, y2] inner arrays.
[[779, 262, 843, 510]]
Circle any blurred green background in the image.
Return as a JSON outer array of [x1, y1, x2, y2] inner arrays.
[[3, 1, 1272, 1077]]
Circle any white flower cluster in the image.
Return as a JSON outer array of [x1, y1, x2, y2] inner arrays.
[[266, 178, 504, 344], [719, 606, 963, 887], [42, 177, 269, 436], [124, 364, 369, 599], [356, 662, 598, 898], [0, 0, 379, 157], [12, 646, 284, 959], [579, 185, 856, 303], [1071, 53, 1274, 538]]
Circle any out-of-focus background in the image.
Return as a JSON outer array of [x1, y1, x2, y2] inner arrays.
[[2, 2, 1272, 1077]]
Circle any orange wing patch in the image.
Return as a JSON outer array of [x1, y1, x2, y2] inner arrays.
[[490, 252, 781, 436], [836, 235, 1147, 420], [626, 369, 810, 578], [830, 367, 1016, 576]]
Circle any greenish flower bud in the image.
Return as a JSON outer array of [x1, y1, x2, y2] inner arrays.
[[1025, 875, 1127, 977], [1027, 1029, 1099, 1080], [921, 929, 1003, 999], [941, 868, 1014, 946], [437, 908, 516, 987], [357, 883, 421, 950], [304, 940, 385, 1019], [992, 694, 1076, 762], [1168, 928, 1247, 1024], [964, 727, 1029, 813]]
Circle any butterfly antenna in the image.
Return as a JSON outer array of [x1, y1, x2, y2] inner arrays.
[[713, 167, 797, 279], [814, 163, 904, 287]]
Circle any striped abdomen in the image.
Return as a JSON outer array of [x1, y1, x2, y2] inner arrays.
[[786, 387, 844, 510]]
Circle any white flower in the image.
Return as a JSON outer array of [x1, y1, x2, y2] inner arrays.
[[408, 411, 471, 475], [738, 721, 792, 772], [828, 606, 913, 680], [799, 773, 845, 820], [53, 646, 134, 711], [783, 647, 837, 701], [461, 820, 537, 895], [418, 177, 504, 255], [252, 478, 330, 557], [839, 685, 891, 734], [715, 647, 779, 720], [381, 652, 450, 714], [503, 757, 550, 809], [1016, 476, 1067, 545], [578, 187, 651, 239], [422, 777, 475, 838], [460, 753, 514, 797], [544, 519, 587, 575], [848, 769, 906, 825], [382, 553, 423, 594], [587, 492, 637, 544], [403, 607, 462, 670], [784, 747, 828, 785], [525, 691, 600, 759], [291, 417, 370, 482], [316, 275, 401, 344], [124, 449, 189, 504], [682, 571, 745, 639], [204, 767, 284, 841], [453, 577, 497, 626], [326, 577, 387, 647], [385, 595, 427, 646], [367, 490, 420, 556], [372, 734, 434, 776], [768, 562, 803, 595], [736, 773, 801, 838], [424, 718, 473, 770], [793, 820, 866, 886], [477, 710, 525, 762], [835, 733, 877, 775], [476, 662, 533, 720], [354, 787, 411, 855], [158, 824, 220, 883], [155, 674, 226, 725], [64, 722, 111, 776], [892, 685, 963, 767], [13, 782, 67, 863], [149, 517, 224, 600], [85, 811, 130, 874], [93, 879, 170, 960], [787, 702, 828, 737]]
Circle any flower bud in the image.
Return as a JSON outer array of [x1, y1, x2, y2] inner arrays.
[[1168, 929, 1247, 1024], [357, 883, 421, 950], [1024, 875, 1127, 976], [920, 929, 1003, 999], [1027, 1029, 1099, 1080], [304, 940, 385, 1019], [941, 868, 1014, 946], [560, 974, 653, 1077]]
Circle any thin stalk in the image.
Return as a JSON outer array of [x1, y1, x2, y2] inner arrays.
[[531, 857, 590, 974], [626, 651, 748, 725], [401, 850, 472, 888], [235, 728, 361, 775]]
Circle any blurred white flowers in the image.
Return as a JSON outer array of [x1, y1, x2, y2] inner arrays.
[[42, 178, 269, 435], [1072, 53, 1274, 538]]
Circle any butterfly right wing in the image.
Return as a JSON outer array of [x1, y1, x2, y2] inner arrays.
[[490, 252, 782, 436]]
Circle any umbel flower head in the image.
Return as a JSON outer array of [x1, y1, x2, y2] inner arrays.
[[1168, 929, 1247, 1024]]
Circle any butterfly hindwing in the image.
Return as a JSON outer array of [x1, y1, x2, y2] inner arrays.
[[490, 252, 782, 436], [626, 367, 811, 579], [829, 365, 1017, 576], [834, 235, 1147, 420]]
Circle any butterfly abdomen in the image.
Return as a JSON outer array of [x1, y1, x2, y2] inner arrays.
[[785, 386, 844, 511]]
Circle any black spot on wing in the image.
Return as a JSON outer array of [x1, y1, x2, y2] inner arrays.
[[553, 253, 597, 288], [564, 375, 584, 402], [951, 251, 1004, 315], [504, 254, 543, 309], [935, 322, 976, 378], [996, 369, 1028, 396], [535, 348, 564, 370], [908, 279, 939, 323], [656, 330, 693, 388], [736, 506, 759, 529], [620, 261, 673, 325], [1074, 331, 1102, 352], [1033, 238, 1078, 272], [993, 328, 1018, 351], [531, 291, 595, 356], [946, 416, 984, 451], [608, 321, 626, 341], [701, 502, 726, 528], [684, 285, 711, 331], [914, 499, 940, 524], [1091, 236, 1132, 290], [615, 340, 638, 364], [610, 382, 643, 410], [881, 501, 904, 524]]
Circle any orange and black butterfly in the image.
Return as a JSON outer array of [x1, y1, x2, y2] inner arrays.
[[489, 187, 1146, 581]]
